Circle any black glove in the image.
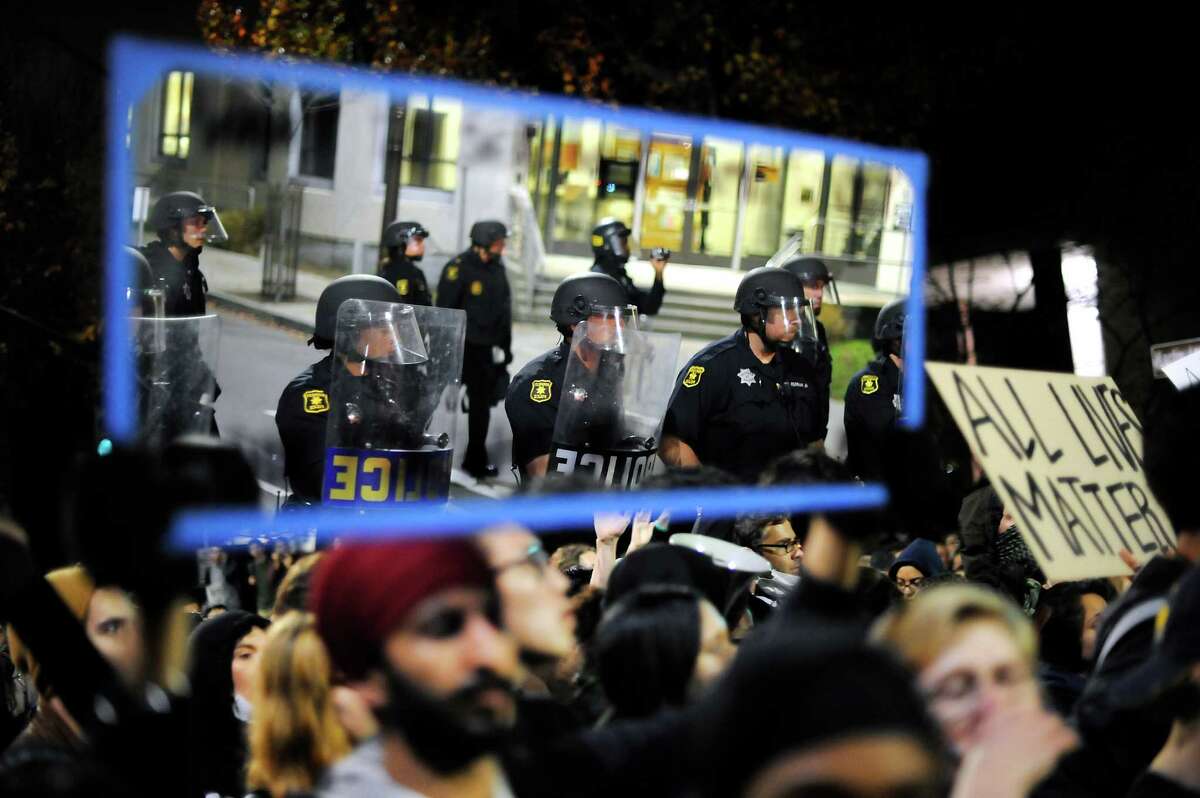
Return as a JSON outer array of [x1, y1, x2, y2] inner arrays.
[[503, 348, 514, 366]]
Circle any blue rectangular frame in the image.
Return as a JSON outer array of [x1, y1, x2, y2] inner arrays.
[[104, 36, 927, 547]]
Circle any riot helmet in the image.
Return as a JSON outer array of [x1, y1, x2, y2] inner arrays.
[[382, 221, 430, 261], [734, 267, 818, 352], [550, 273, 632, 327], [781, 256, 840, 314], [469, 220, 508, 248], [150, 191, 228, 252], [312, 274, 402, 349], [874, 297, 907, 341], [591, 218, 632, 266]]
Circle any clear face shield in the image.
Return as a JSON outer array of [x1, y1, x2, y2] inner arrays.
[[607, 229, 631, 261], [185, 207, 229, 246], [765, 296, 818, 349], [579, 304, 639, 352]]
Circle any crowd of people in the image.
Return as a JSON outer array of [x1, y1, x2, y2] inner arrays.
[[4, 193, 1198, 797], [2, 375, 1199, 797]]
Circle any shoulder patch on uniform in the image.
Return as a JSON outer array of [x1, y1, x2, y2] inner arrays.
[[591, 234, 605, 247], [530, 379, 552, 403], [860, 374, 879, 395], [397, 278, 409, 295], [302, 389, 330, 414], [470, 280, 483, 296], [446, 265, 459, 281], [683, 366, 705, 388]]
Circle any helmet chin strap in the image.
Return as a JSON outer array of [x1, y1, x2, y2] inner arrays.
[[753, 312, 783, 353]]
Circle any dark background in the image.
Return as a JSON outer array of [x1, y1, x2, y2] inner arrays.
[[3, 5, 1197, 563]]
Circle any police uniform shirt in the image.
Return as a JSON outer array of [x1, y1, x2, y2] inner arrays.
[[663, 329, 821, 481], [843, 355, 901, 481], [436, 249, 512, 349], [505, 343, 569, 473], [140, 240, 208, 316], [275, 355, 335, 502], [813, 319, 833, 439], [590, 261, 665, 317], [379, 256, 432, 306]]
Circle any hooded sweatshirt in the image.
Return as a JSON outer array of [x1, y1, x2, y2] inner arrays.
[[186, 610, 269, 798]]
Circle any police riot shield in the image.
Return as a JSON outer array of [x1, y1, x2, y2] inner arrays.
[[321, 300, 466, 506], [131, 314, 221, 447], [549, 319, 681, 489]]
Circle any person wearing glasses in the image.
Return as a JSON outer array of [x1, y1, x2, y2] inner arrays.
[[888, 538, 945, 600], [871, 583, 1078, 798]]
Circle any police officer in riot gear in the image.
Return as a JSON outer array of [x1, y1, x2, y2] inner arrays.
[[437, 220, 513, 479], [139, 191, 228, 317], [378, 221, 432, 305], [590, 218, 667, 316], [506, 272, 629, 479], [844, 297, 906, 481], [781, 257, 837, 443], [661, 267, 822, 481], [275, 274, 402, 503]]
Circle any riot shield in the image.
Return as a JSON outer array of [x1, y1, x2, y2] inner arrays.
[[548, 319, 681, 489], [321, 299, 466, 506], [131, 314, 221, 447]]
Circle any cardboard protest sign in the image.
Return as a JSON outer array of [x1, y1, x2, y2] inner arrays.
[[926, 363, 1175, 581]]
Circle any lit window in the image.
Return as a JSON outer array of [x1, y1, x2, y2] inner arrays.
[[160, 71, 194, 159], [401, 95, 462, 191]]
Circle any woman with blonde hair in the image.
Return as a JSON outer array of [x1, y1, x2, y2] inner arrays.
[[871, 582, 1077, 797], [246, 611, 350, 798]]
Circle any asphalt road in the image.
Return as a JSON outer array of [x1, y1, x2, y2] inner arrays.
[[210, 300, 517, 504], [209, 299, 847, 508]]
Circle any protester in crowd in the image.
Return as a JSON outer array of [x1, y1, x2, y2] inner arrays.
[[872, 583, 1078, 797], [889, 538, 946, 600], [6, 566, 144, 754], [186, 609, 270, 798], [1033, 385, 1200, 798], [245, 612, 351, 798], [733, 514, 803, 576], [592, 585, 734, 723], [272, 552, 323, 619], [309, 538, 520, 797], [475, 524, 577, 676], [1110, 565, 1200, 798], [695, 626, 946, 798], [1036, 580, 1116, 717]]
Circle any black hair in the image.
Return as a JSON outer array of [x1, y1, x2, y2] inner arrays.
[[638, 466, 739, 544], [759, 449, 879, 542], [693, 624, 944, 797], [1038, 579, 1116, 672], [592, 585, 703, 719]]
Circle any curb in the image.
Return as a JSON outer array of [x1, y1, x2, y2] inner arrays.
[[209, 292, 315, 337]]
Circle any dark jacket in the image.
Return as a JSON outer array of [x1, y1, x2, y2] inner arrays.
[[275, 355, 335, 502], [590, 260, 665, 317], [186, 611, 270, 798], [140, 240, 208, 317], [436, 249, 512, 350], [843, 354, 901, 481], [379, 255, 432, 306]]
